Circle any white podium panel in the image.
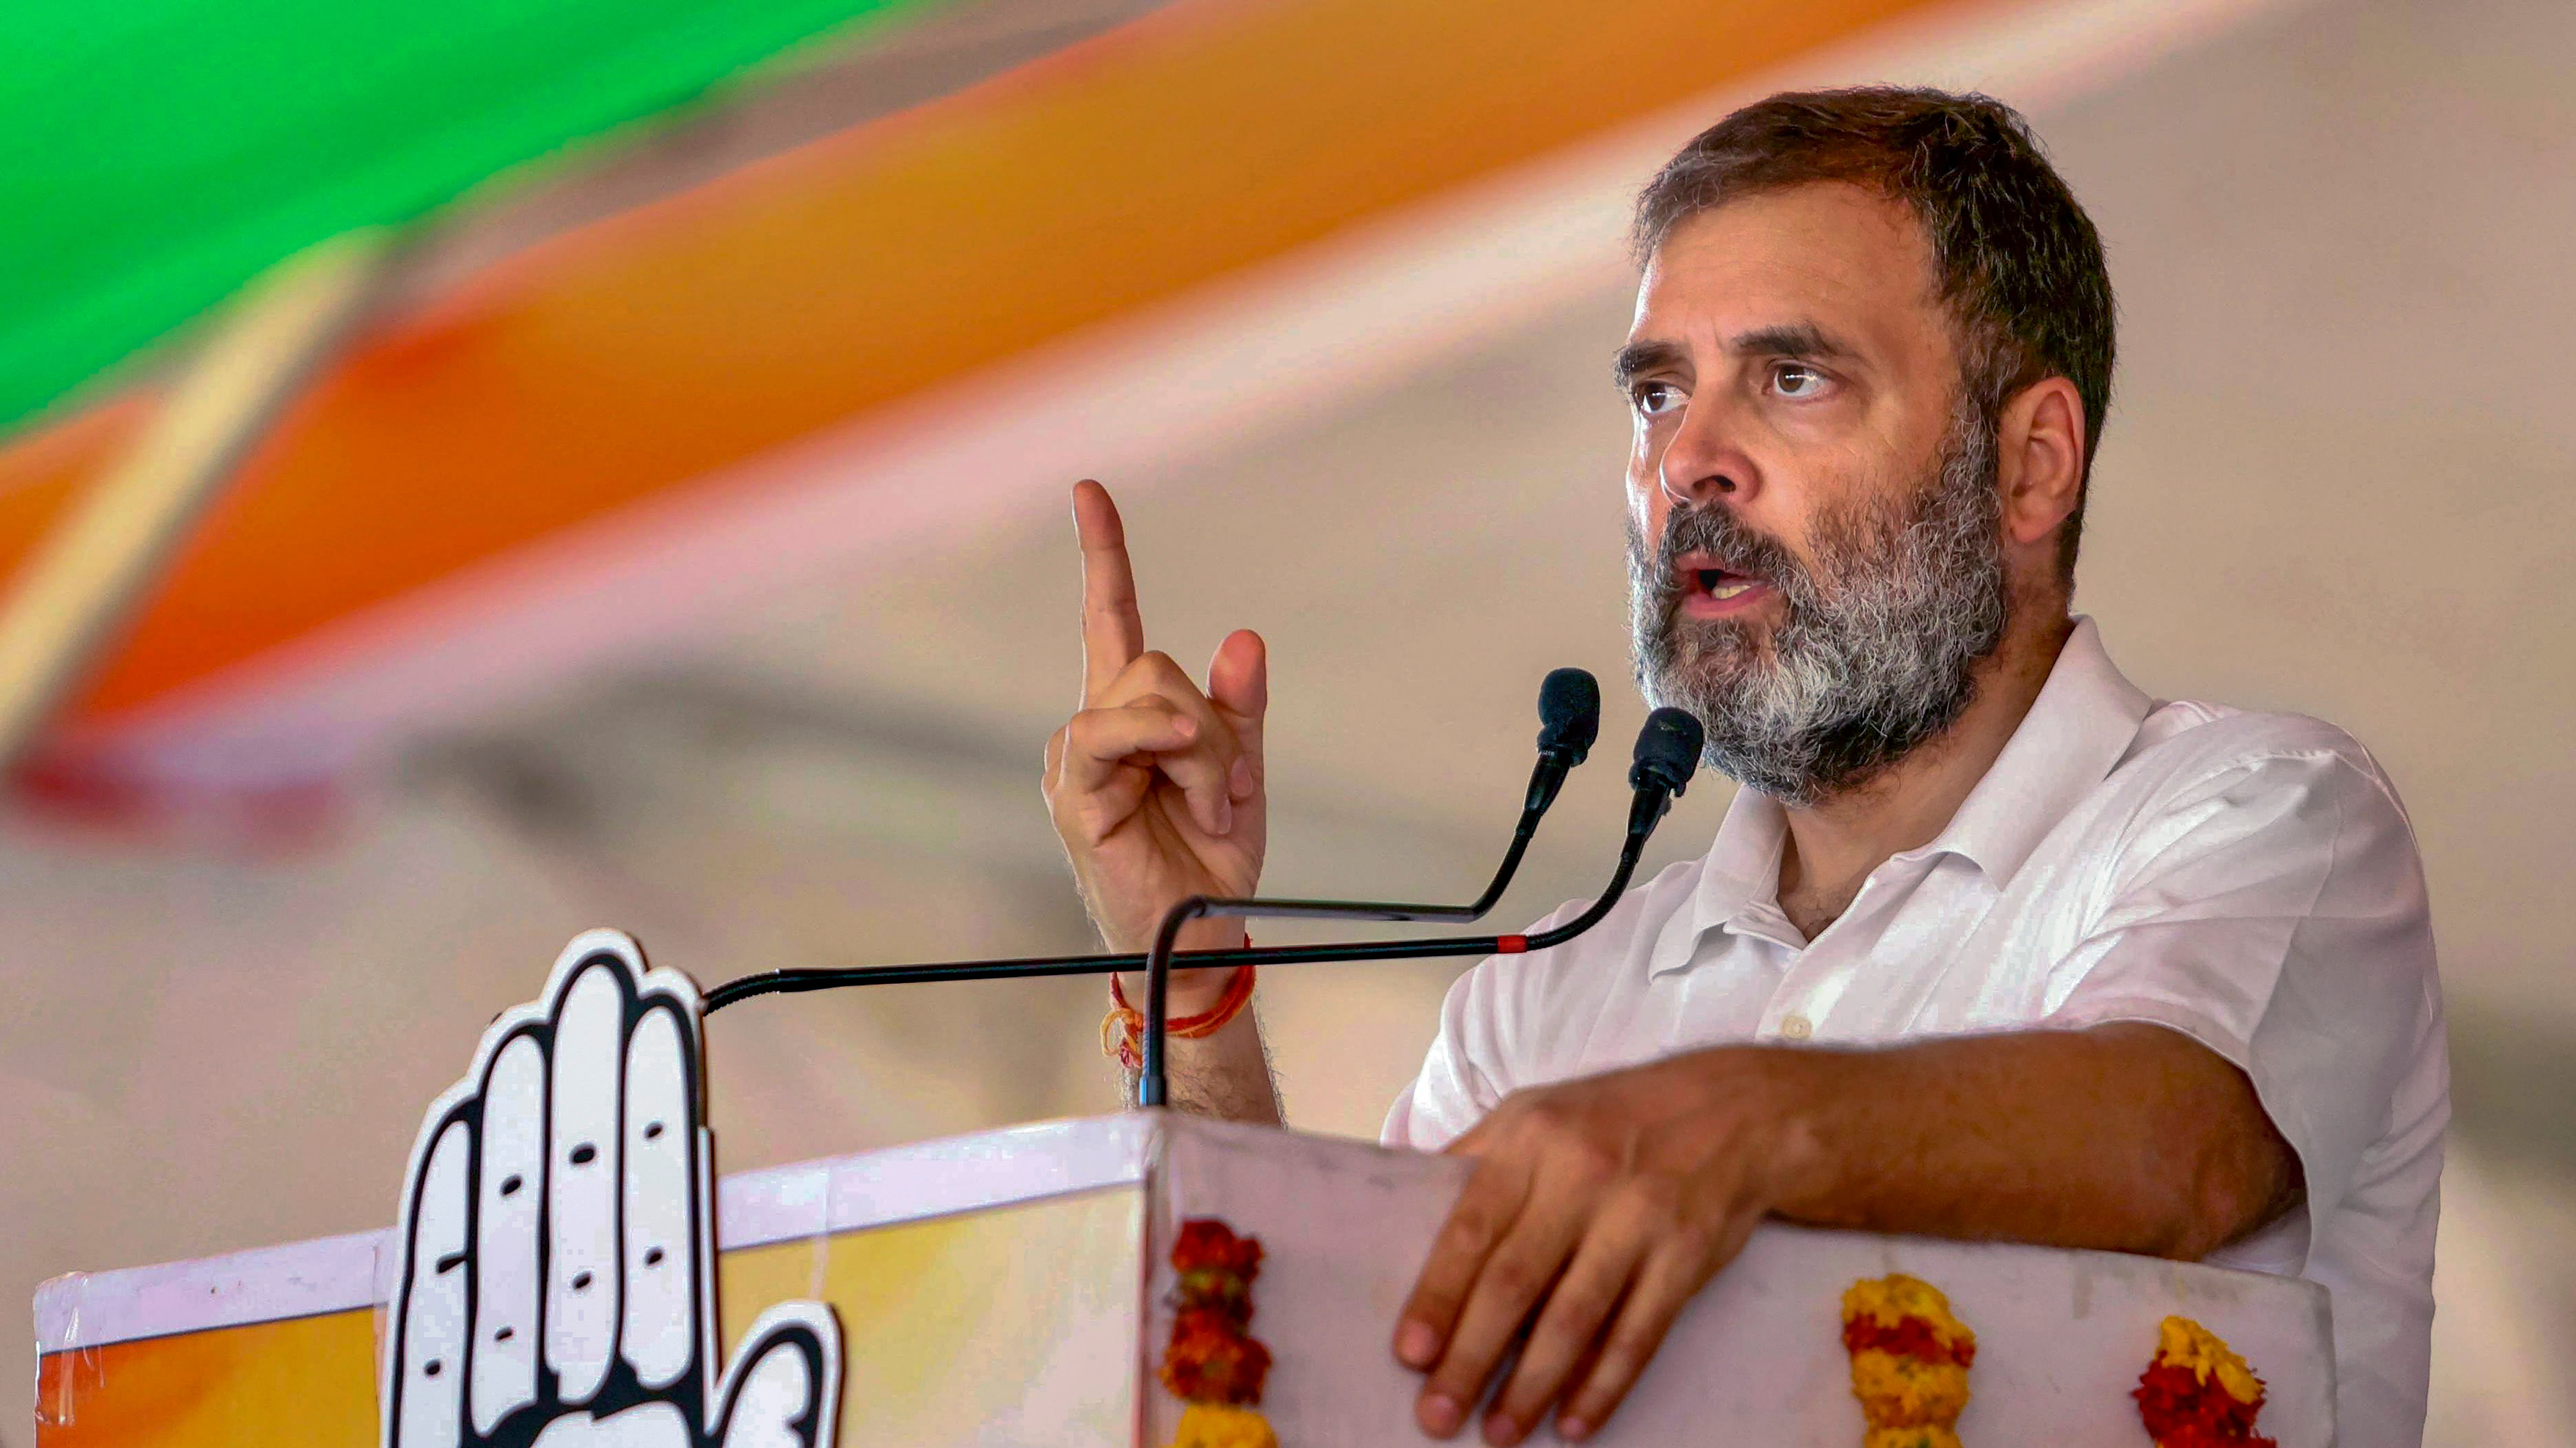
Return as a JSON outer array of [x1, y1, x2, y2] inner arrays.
[[1155, 1117, 2332, 1445], [35, 1112, 2331, 1446]]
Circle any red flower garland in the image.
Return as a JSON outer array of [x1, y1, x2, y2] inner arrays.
[[2134, 1361, 2275, 1447], [1842, 1313, 1977, 1368], [1159, 1219, 1273, 1408]]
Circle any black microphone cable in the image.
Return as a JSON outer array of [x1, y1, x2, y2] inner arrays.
[[699, 668, 1606, 1013], [1132, 705, 1703, 1107]]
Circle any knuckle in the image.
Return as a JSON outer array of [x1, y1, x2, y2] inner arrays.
[[1622, 1173, 1684, 1221], [1623, 1283, 1689, 1346], [1537, 1293, 1609, 1347], [1602, 1315, 1657, 1368], [1663, 1221, 1718, 1267], [1432, 1356, 1492, 1399], [1521, 1093, 1582, 1135], [1567, 1142, 1621, 1187], [1481, 1257, 1541, 1303], [1499, 1378, 1558, 1424], [1071, 804, 1119, 847], [1443, 1204, 1501, 1249], [1570, 1264, 1629, 1317]]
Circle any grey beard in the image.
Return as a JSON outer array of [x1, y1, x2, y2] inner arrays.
[[1627, 405, 2009, 807]]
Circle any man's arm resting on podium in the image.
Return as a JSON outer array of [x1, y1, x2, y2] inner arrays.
[[1394, 1021, 2301, 1444]]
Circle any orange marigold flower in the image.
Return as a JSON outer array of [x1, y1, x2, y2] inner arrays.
[[1173, 1218, 1265, 1278], [1173, 1266, 1254, 1325], [2135, 1317, 2274, 1448], [1171, 1403, 1278, 1448], [2135, 1363, 2274, 1446], [1842, 1314, 1977, 1368], [1159, 1317, 1273, 1406]]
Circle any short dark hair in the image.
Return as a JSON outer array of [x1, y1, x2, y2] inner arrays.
[[1634, 87, 2114, 580]]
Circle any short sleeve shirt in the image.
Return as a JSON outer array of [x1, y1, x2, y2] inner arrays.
[[1382, 618, 2447, 1448]]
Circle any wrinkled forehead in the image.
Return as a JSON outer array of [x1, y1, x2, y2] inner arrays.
[[1628, 182, 1951, 367]]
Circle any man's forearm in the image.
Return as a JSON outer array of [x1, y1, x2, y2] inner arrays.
[[1757, 1022, 2301, 1260], [1391, 1022, 2302, 1444], [1107, 915, 1283, 1124], [1123, 1008, 1283, 1124]]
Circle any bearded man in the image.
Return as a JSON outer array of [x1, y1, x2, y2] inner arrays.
[[1041, 89, 2442, 1448]]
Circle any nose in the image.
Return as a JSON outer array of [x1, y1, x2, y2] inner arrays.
[[1656, 392, 1756, 508]]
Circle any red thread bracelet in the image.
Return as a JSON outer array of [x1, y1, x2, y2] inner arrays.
[[1102, 933, 1256, 1072]]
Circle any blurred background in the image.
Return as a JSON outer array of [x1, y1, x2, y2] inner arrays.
[[2, 0, 2568, 1441]]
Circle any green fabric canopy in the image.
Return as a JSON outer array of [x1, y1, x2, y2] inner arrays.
[[0, 0, 937, 438]]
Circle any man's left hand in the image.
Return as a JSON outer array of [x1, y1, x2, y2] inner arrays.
[[1392, 1049, 1811, 1445]]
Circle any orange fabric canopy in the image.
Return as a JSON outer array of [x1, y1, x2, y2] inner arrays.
[[0, 0, 1937, 755]]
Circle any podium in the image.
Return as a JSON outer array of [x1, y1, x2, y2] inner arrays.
[[34, 1111, 2334, 1446]]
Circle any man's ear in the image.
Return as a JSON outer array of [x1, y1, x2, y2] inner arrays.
[[1995, 376, 2086, 558]]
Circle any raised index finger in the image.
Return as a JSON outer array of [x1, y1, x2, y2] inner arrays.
[[1073, 480, 1145, 702]]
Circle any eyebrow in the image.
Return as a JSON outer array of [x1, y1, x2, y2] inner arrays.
[[1613, 323, 1856, 389], [1729, 322, 1853, 361], [1612, 340, 1686, 388]]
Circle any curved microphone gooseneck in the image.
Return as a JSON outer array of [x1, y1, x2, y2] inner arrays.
[[700, 668, 1605, 1014], [1133, 705, 1704, 1108]]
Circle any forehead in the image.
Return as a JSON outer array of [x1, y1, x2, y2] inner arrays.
[[1630, 181, 1948, 361]]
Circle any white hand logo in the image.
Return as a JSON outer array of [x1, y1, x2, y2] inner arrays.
[[385, 930, 841, 1448]]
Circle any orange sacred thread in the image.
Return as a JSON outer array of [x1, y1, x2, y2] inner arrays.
[[1104, 956, 1256, 1072]]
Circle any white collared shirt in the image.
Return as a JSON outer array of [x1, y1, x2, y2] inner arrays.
[[1384, 618, 2446, 1448]]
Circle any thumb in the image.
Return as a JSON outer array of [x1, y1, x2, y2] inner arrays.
[[1208, 630, 1268, 800], [1206, 628, 1268, 736], [711, 1305, 839, 1448]]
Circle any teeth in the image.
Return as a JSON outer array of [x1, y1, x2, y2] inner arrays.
[[1709, 580, 1757, 600]]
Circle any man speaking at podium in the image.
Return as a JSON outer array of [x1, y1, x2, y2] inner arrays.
[[1041, 90, 2442, 1448]]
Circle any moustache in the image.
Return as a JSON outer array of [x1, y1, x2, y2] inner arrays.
[[1639, 503, 1809, 602]]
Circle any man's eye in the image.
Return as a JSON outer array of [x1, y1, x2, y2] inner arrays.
[[1772, 364, 1828, 399], [1631, 382, 1684, 416]]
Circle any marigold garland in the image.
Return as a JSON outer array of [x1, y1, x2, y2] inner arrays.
[[1842, 1275, 1975, 1447], [2134, 1317, 2275, 1448], [1170, 1402, 1277, 1448], [1141, 1233, 2289, 1447], [1160, 1218, 1277, 1447]]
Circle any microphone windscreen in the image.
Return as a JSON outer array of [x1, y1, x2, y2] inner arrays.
[[1536, 668, 1601, 763], [1629, 707, 1706, 794]]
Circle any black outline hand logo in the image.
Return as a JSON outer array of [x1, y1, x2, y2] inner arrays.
[[385, 930, 841, 1448]]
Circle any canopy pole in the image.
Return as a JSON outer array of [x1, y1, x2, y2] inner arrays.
[[0, 230, 394, 774]]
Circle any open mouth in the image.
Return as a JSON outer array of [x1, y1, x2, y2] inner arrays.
[[1695, 567, 1760, 600], [1676, 551, 1774, 614]]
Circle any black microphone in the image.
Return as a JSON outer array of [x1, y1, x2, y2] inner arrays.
[[1525, 667, 1601, 814], [1626, 704, 1704, 835], [700, 668, 1606, 1012], [1132, 707, 1703, 1106]]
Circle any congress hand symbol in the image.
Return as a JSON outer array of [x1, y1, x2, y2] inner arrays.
[[386, 930, 841, 1448]]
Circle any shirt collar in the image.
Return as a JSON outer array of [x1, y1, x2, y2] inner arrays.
[[1650, 784, 1786, 976], [1931, 615, 2153, 885], [1647, 615, 2152, 977]]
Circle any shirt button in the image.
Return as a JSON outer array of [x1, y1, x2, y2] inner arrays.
[[1780, 1013, 1813, 1041]]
